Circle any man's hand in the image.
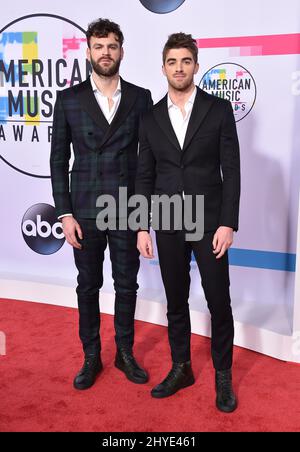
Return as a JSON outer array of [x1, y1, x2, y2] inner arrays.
[[137, 231, 154, 259], [62, 216, 83, 249], [212, 226, 234, 259]]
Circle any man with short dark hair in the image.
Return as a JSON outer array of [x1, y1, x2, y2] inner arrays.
[[136, 33, 240, 412], [50, 18, 152, 390]]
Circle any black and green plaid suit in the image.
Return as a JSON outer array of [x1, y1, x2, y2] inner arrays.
[[50, 78, 152, 355]]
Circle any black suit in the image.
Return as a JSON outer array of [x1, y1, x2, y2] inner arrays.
[[50, 77, 152, 356], [135, 87, 240, 369]]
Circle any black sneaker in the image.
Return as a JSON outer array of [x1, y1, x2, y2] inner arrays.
[[151, 362, 195, 398], [215, 369, 237, 413], [73, 355, 103, 390]]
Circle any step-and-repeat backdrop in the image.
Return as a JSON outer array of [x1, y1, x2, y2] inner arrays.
[[1, 0, 300, 362]]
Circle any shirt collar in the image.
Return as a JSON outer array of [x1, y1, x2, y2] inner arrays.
[[168, 86, 197, 110], [90, 74, 121, 96]]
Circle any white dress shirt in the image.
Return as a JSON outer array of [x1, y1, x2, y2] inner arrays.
[[90, 74, 121, 124], [167, 86, 197, 149], [59, 75, 122, 219], [167, 87, 197, 200]]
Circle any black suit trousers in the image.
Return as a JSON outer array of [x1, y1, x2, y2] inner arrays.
[[73, 219, 139, 355], [155, 230, 234, 370]]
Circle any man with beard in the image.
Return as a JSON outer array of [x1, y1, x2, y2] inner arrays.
[[50, 18, 152, 390], [135, 33, 240, 412]]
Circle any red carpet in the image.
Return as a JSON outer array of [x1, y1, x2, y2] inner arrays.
[[0, 298, 299, 432]]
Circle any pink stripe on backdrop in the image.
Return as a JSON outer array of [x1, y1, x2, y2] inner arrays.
[[196, 34, 300, 56]]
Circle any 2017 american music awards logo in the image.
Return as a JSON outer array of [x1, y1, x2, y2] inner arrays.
[[200, 62, 257, 122], [0, 13, 89, 177]]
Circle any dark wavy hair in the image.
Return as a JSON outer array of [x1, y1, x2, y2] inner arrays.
[[86, 18, 124, 48], [163, 32, 198, 64]]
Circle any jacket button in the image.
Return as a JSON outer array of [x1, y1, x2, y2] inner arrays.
[[181, 164, 184, 169]]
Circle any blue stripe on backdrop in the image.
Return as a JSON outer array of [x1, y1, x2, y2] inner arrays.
[[227, 248, 296, 272], [150, 248, 296, 272]]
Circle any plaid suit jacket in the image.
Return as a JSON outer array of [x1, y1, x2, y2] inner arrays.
[[50, 77, 152, 219]]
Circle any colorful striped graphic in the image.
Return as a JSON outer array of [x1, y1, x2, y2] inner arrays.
[[0, 31, 39, 124], [197, 33, 300, 57], [22, 32, 39, 124], [63, 36, 86, 59]]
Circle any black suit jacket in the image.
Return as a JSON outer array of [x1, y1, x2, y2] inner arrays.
[[135, 87, 240, 232], [50, 77, 152, 219]]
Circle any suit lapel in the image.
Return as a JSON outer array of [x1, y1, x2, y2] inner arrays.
[[182, 87, 216, 151], [75, 78, 109, 132], [99, 78, 138, 148], [153, 95, 181, 152]]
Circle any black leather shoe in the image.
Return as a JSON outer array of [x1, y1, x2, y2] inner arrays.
[[73, 355, 103, 390], [215, 369, 237, 413], [151, 362, 195, 398], [115, 348, 148, 384]]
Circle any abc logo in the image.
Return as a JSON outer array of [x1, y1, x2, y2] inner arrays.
[[21, 203, 65, 255], [139, 0, 186, 14]]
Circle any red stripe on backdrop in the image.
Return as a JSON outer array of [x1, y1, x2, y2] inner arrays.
[[196, 33, 300, 55]]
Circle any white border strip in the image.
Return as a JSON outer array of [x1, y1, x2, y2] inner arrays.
[[291, 192, 300, 360], [293, 192, 300, 333]]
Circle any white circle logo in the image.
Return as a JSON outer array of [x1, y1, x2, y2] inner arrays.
[[21, 203, 65, 254], [0, 14, 88, 177], [200, 63, 257, 122]]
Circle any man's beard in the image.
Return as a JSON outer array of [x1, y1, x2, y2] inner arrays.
[[168, 76, 194, 92], [90, 56, 121, 77]]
